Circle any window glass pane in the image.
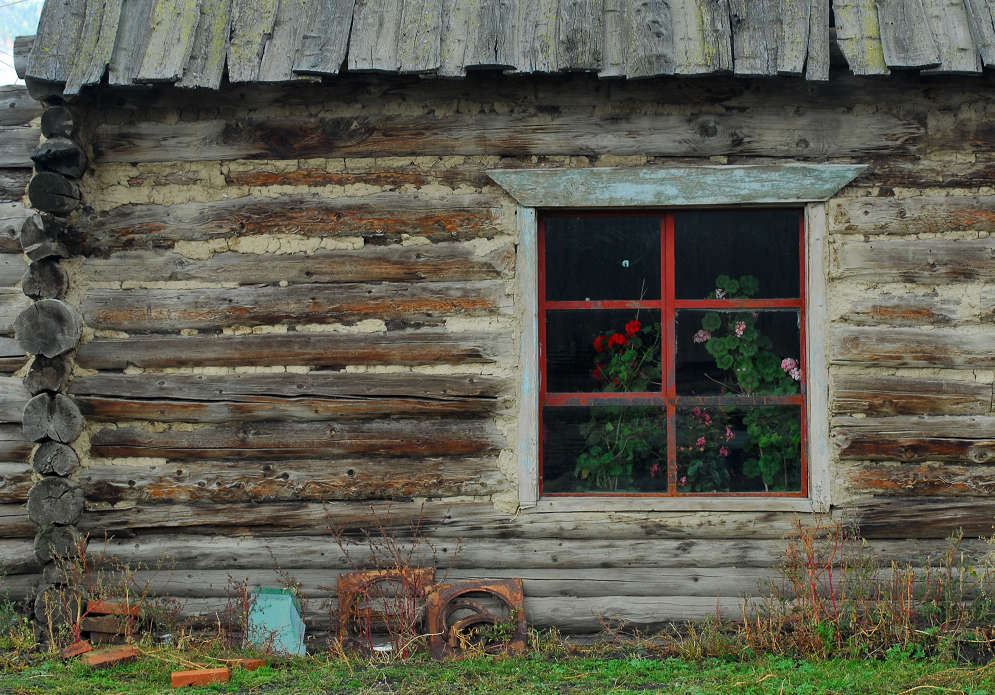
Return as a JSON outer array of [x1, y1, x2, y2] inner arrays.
[[674, 210, 801, 299], [544, 216, 661, 301], [543, 406, 668, 493], [677, 406, 802, 493], [546, 310, 661, 393], [675, 310, 802, 396]]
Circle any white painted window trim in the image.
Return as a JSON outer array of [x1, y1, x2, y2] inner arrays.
[[495, 166, 863, 513]]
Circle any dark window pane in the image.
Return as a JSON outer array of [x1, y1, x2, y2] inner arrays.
[[677, 406, 802, 493], [543, 406, 668, 493], [676, 310, 802, 396], [544, 216, 661, 301], [674, 210, 801, 299], [546, 310, 661, 393]]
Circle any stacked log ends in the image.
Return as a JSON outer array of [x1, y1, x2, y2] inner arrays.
[[18, 102, 88, 627]]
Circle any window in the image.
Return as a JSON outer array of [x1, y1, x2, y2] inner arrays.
[[539, 210, 806, 498], [487, 164, 863, 511]]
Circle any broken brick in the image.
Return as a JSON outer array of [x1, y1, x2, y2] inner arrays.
[[86, 600, 140, 617], [81, 645, 138, 668], [231, 658, 265, 671], [60, 640, 92, 659], [171, 668, 230, 688]]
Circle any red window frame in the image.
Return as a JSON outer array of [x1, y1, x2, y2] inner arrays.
[[538, 209, 808, 498]]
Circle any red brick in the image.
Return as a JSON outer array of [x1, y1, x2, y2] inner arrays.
[[86, 600, 140, 617], [231, 658, 265, 671], [60, 640, 92, 659], [81, 646, 138, 668], [171, 668, 230, 688]]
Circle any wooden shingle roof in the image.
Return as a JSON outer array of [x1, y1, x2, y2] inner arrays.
[[19, 0, 995, 95]]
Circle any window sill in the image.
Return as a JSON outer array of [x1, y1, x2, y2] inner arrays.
[[525, 497, 824, 514]]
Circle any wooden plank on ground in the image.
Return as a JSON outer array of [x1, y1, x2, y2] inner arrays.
[[177, 0, 233, 88], [26, 0, 86, 83], [227, 0, 279, 82], [831, 326, 995, 368], [76, 328, 512, 369], [348, 0, 402, 71], [874, 0, 941, 68], [293, 0, 355, 75], [921, 0, 983, 74], [831, 239, 995, 282], [0, 87, 42, 128], [833, 374, 993, 416], [0, 126, 39, 168], [833, 0, 890, 74], [136, 0, 202, 83], [833, 415, 995, 463], [397, 0, 442, 73], [64, 0, 124, 95], [829, 196, 995, 235], [671, 0, 732, 75], [556, 0, 603, 72], [806, 0, 831, 79], [962, 0, 995, 67], [108, 0, 155, 85]]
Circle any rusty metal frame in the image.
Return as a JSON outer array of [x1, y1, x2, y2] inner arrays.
[[424, 578, 527, 659], [336, 568, 435, 648]]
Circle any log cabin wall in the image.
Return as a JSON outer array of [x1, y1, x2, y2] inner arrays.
[[4, 71, 995, 635]]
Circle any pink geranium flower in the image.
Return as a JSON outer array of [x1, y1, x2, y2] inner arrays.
[[734, 321, 746, 337], [780, 357, 797, 372], [693, 329, 711, 344], [719, 447, 729, 457], [725, 425, 734, 441], [789, 367, 802, 381]]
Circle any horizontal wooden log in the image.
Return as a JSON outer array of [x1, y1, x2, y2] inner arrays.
[[0, 335, 28, 371], [12, 37, 31, 80], [27, 477, 84, 526], [844, 497, 995, 538], [0, 126, 39, 168], [0, 503, 38, 537], [0, 203, 30, 254], [40, 106, 75, 139], [80, 244, 514, 285], [23, 355, 73, 394], [75, 193, 503, 255], [0, 86, 43, 127], [0, 376, 30, 423], [867, 159, 995, 189], [527, 596, 757, 629], [834, 415, 995, 463], [831, 326, 995, 368], [0, 538, 40, 574], [0, 462, 32, 503], [830, 196, 995, 235], [0, 169, 30, 202], [76, 395, 499, 424], [222, 166, 491, 189], [832, 239, 995, 283], [0, 289, 32, 336], [81, 280, 511, 332], [0, 254, 27, 287], [79, 457, 508, 504], [832, 374, 992, 415], [69, 371, 506, 401], [89, 418, 503, 460], [846, 463, 995, 496], [22, 259, 69, 300], [27, 172, 80, 215], [18, 213, 69, 262], [33, 441, 80, 477], [76, 329, 512, 369], [90, 109, 921, 164], [0, 424, 33, 462], [22, 392, 84, 443], [30, 137, 87, 178], [13, 299, 84, 358], [841, 292, 970, 326]]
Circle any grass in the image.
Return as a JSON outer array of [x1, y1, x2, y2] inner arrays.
[[2, 646, 995, 695]]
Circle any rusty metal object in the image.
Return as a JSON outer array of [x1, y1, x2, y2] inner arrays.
[[425, 578, 527, 659], [336, 568, 435, 648]]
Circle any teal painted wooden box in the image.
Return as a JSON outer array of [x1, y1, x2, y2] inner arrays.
[[245, 587, 306, 656]]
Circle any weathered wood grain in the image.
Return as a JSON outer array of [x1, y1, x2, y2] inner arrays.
[[80, 244, 513, 285], [87, 105, 923, 163], [40, 107, 74, 140], [0, 502, 32, 538], [27, 173, 79, 215], [64, 0, 124, 95], [833, 0, 890, 74], [963, 0, 995, 67], [599, 0, 625, 76], [846, 463, 995, 496], [27, 477, 84, 526], [555, 0, 603, 71], [136, 0, 202, 83], [293, 0, 354, 75], [874, 0, 940, 68], [921, 0, 982, 74], [841, 292, 970, 327], [75, 194, 502, 254], [26, 0, 86, 82], [0, 204, 30, 254], [624, 0, 675, 77], [0, 462, 31, 503], [0, 289, 32, 336], [832, 326, 995, 368], [80, 457, 507, 503], [177, 0, 233, 88], [22, 392, 84, 443], [806, 0, 831, 80], [33, 441, 80, 477], [670, 0, 732, 75], [258, 0, 315, 82], [834, 415, 995, 463], [76, 328, 512, 369], [832, 239, 995, 282], [89, 418, 502, 460], [830, 196, 995, 235], [0, 425, 33, 463], [227, 0, 278, 82], [0, 254, 27, 287], [396, 0, 442, 73], [0, 169, 31, 202], [30, 138, 87, 178], [0, 86, 42, 128], [348, 0, 402, 71], [18, 213, 69, 262], [13, 298, 83, 358], [82, 279, 510, 332], [108, 0, 155, 85], [22, 259, 69, 300], [0, 539, 39, 574], [12, 37, 33, 80], [728, 0, 779, 75], [777, 0, 811, 75], [0, 126, 39, 168], [844, 497, 995, 538], [34, 525, 81, 565], [24, 356, 72, 396], [0, 376, 29, 423], [833, 374, 992, 416]]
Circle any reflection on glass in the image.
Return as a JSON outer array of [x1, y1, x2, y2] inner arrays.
[[677, 406, 802, 493], [544, 216, 661, 301], [546, 310, 661, 393], [676, 310, 801, 396], [543, 406, 667, 493], [674, 210, 801, 299]]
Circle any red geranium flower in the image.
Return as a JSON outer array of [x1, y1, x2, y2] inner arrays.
[[593, 335, 606, 352], [592, 366, 603, 381], [608, 333, 626, 348], [625, 320, 641, 337]]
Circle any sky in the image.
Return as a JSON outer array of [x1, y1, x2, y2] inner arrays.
[[1, 0, 44, 85]]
